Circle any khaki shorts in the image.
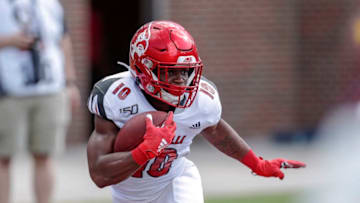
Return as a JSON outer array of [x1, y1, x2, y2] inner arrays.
[[0, 90, 70, 157]]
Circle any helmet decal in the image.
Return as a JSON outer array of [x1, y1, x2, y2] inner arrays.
[[130, 22, 152, 60], [177, 56, 196, 63]]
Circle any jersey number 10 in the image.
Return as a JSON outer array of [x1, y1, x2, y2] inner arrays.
[[132, 148, 178, 178], [112, 82, 131, 100]]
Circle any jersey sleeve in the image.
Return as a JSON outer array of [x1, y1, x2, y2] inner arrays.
[[87, 77, 119, 120], [198, 77, 222, 127]]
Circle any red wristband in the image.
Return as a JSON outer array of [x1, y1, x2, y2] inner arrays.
[[240, 149, 261, 171], [131, 147, 149, 166]]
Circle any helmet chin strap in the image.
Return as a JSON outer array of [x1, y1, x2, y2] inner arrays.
[[135, 67, 192, 106], [186, 70, 196, 86], [151, 70, 190, 106], [159, 89, 185, 105]]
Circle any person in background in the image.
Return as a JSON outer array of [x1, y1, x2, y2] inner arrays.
[[86, 20, 306, 203], [295, 102, 360, 203], [0, 0, 80, 203]]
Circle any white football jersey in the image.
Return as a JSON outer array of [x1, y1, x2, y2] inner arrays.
[[87, 71, 222, 201], [0, 0, 66, 96]]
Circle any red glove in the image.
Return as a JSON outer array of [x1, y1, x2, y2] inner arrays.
[[131, 112, 176, 165], [241, 150, 306, 180]]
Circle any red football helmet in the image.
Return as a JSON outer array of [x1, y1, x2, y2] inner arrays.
[[129, 20, 203, 108]]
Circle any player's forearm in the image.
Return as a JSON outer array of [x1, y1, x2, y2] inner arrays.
[[87, 130, 141, 187], [90, 152, 140, 187], [61, 34, 76, 84], [202, 120, 306, 179], [201, 119, 250, 161], [0, 35, 14, 49]]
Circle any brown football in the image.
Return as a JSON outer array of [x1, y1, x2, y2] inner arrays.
[[113, 111, 168, 152]]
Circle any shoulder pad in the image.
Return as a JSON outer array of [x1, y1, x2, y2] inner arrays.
[[87, 77, 120, 119]]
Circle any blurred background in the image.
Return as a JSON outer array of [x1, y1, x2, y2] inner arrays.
[[12, 0, 360, 202]]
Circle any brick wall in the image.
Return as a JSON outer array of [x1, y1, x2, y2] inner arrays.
[[60, 0, 91, 144], [61, 0, 360, 143], [164, 0, 360, 137], [166, 0, 299, 136], [297, 0, 360, 128]]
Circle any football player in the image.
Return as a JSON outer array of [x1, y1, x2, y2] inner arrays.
[[87, 20, 306, 203]]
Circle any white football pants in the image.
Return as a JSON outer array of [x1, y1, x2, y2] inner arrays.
[[112, 159, 204, 203]]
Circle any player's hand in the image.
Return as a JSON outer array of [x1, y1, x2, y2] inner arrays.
[[10, 32, 35, 50], [143, 111, 176, 157], [241, 150, 306, 180], [253, 157, 305, 180], [131, 111, 176, 165]]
